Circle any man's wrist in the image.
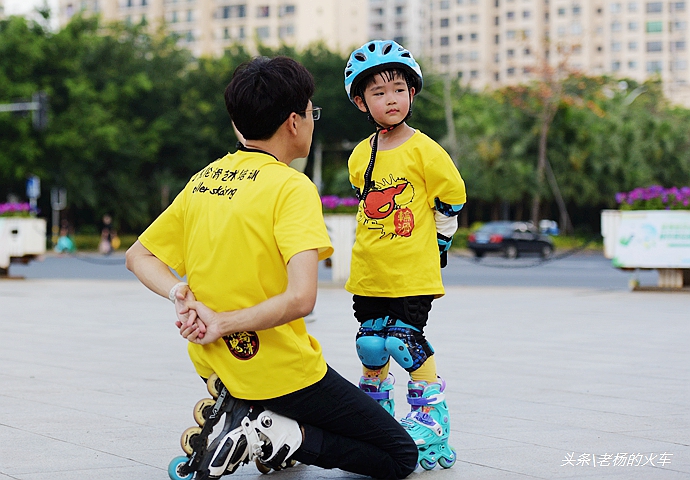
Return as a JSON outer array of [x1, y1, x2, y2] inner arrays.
[[168, 282, 188, 303]]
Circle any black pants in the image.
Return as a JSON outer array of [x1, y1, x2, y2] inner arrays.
[[260, 366, 418, 480]]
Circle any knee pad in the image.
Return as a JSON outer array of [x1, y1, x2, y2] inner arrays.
[[356, 318, 390, 369], [384, 321, 435, 372]]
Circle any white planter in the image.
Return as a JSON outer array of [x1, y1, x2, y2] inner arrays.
[[600, 209, 690, 289], [0, 218, 47, 269], [323, 214, 357, 283]]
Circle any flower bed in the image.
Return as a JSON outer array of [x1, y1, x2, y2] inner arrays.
[[321, 195, 359, 214], [0, 202, 32, 218], [615, 186, 690, 210]]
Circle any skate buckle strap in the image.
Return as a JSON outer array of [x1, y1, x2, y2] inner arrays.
[[241, 416, 264, 460], [407, 392, 445, 406], [406, 411, 443, 437], [366, 390, 392, 401]]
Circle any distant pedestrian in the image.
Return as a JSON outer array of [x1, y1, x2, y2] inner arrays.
[[99, 214, 119, 254]]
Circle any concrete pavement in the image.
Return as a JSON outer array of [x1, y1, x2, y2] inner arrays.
[[0, 276, 688, 479]]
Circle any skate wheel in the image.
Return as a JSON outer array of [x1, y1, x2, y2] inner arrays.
[[420, 458, 437, 470], [255, 458, 272, 474], [180, 426, 204, 455], [206, 374, 224, 398], [193, 398, 216, 426], [439, 447, 456, 469], [168, 455, 193, 480]]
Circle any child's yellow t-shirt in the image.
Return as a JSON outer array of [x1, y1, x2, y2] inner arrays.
[[139, 150, 333, 400], [346, 130, 466, 298]]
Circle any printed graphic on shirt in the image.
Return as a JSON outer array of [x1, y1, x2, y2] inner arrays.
[[190, 165, 261, 200], [224, 331, 260, 360], [360, 175, 415, 239]]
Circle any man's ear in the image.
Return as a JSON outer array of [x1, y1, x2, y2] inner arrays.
[[285, 112, 299, 136], [353, 95, 368, 113]]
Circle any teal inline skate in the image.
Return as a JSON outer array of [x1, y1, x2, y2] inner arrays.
[[400, 378, 456, 470], [359, 373, 395, 416]]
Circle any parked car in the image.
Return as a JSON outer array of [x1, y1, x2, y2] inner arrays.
[[467, 221, 555, 259]]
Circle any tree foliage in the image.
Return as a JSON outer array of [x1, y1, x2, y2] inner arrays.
[[2, 14, 690, 234]]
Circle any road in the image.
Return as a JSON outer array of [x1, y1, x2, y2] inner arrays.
[[6, 249, 658, 290]]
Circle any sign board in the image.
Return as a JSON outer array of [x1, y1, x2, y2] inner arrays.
[[612, 210, 690, 268], [26, 175, 40, 199]]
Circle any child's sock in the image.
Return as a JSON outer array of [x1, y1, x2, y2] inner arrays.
[[410, 355, 437, 383]]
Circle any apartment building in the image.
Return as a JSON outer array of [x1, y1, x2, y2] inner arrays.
[[425, 0, 690, 105], [56, 0, 368, 57], [369, 0, 428, 57]]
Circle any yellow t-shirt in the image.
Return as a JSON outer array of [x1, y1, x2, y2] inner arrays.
[[345, 130, 466, 298], [139, 150, 333, 400]]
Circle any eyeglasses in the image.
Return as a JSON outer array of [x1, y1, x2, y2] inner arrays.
[[300, 106, 322, 121]]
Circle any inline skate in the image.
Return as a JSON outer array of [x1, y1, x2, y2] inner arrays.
[[400, 378, 456, 470], [168, 374, 301, 479], [359, 373, 395, 416]]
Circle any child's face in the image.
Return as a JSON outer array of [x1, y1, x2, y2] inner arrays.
[[354, 72, 415, 128]]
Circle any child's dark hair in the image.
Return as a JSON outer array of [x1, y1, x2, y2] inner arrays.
[[225, 56, 315, 140], [353, 68, 411, 101]]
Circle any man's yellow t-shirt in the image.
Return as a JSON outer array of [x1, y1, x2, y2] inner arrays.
[[139, 149, 333, 400], [345, 130, 466, 298]]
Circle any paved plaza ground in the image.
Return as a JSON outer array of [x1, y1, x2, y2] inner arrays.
[[0, 259, 688, 479]]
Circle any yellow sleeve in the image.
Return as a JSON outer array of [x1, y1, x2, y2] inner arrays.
[[139, 187, 187, 277], [274, 174, 334, 264], [423, 150, 467, 209]]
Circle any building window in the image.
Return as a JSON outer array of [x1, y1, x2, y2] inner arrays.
[[674, 21, 687, 31], [186, 31, 194, 42], [557, 7, 566, 15], [523, 10, 531, 18], [256, 26, 270, 38], [524, 47, 531, 55], [457, 51, 465, 61], [440, 0, 450, 9], [279, 4, 295, 17], [673, 40, 686, 50], [257, 5, 269, 17], [612, 61, 621, 70], [674, 60, 688, 70], [507, 11, 515, 20], [629, 40, 638, 50], [611, 21, 622, 32], [646, 21, 662, 32], [629, 21, 638, 31], [440, 36, 450, 45], [507, 48, 515, 57], [612, 41, 622, 51], [187, 9, 193, 22], [469, 50, 479, 60], [172, 10, 178, 23], [610, 2, 621, 12], [495, 34, 500, 44], [646, 41, 663, 51], [470, 70, 479, 78], [441, 18, 449, 27], [440, 54, 450, 64], [628, 1, 638, 12], [279, 24, 295, 38], [470, 14, 478, 23], [628, 60, 637, 69], [470, 32, 478, 41], [573, 5, 581, 15], [507, 67, 515, 76], [507, 30, 516, 39], [672, 2, 686, 11], [396, 6, 404, 14], [646, 60, 662, 72], [646, 2, 662, 13], [457, 34, 464, 42], [224, 27, 230, 39], [457, 15, 464, 23]]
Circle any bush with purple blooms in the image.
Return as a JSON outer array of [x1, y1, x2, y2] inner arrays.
[[0, 202, 32, 217], [321, 195, 359, 214], [615, 186, 690, 210]]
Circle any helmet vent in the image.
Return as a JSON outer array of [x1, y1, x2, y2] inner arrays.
[[354, 52, 367, 62], [401, 52, 411, 58], [367, 43, 376, 52], [382, 43, 393, 55]]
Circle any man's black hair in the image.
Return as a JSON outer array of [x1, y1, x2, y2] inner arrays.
[[225, 56, 315, 140]]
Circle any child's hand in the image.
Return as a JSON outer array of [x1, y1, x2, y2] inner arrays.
[[180, 301, 224, 345]]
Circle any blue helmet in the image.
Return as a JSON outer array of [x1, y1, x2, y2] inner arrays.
[[344, 40, 423, 105]]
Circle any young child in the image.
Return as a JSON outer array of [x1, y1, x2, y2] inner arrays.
[[344, 40, 467, 470]]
